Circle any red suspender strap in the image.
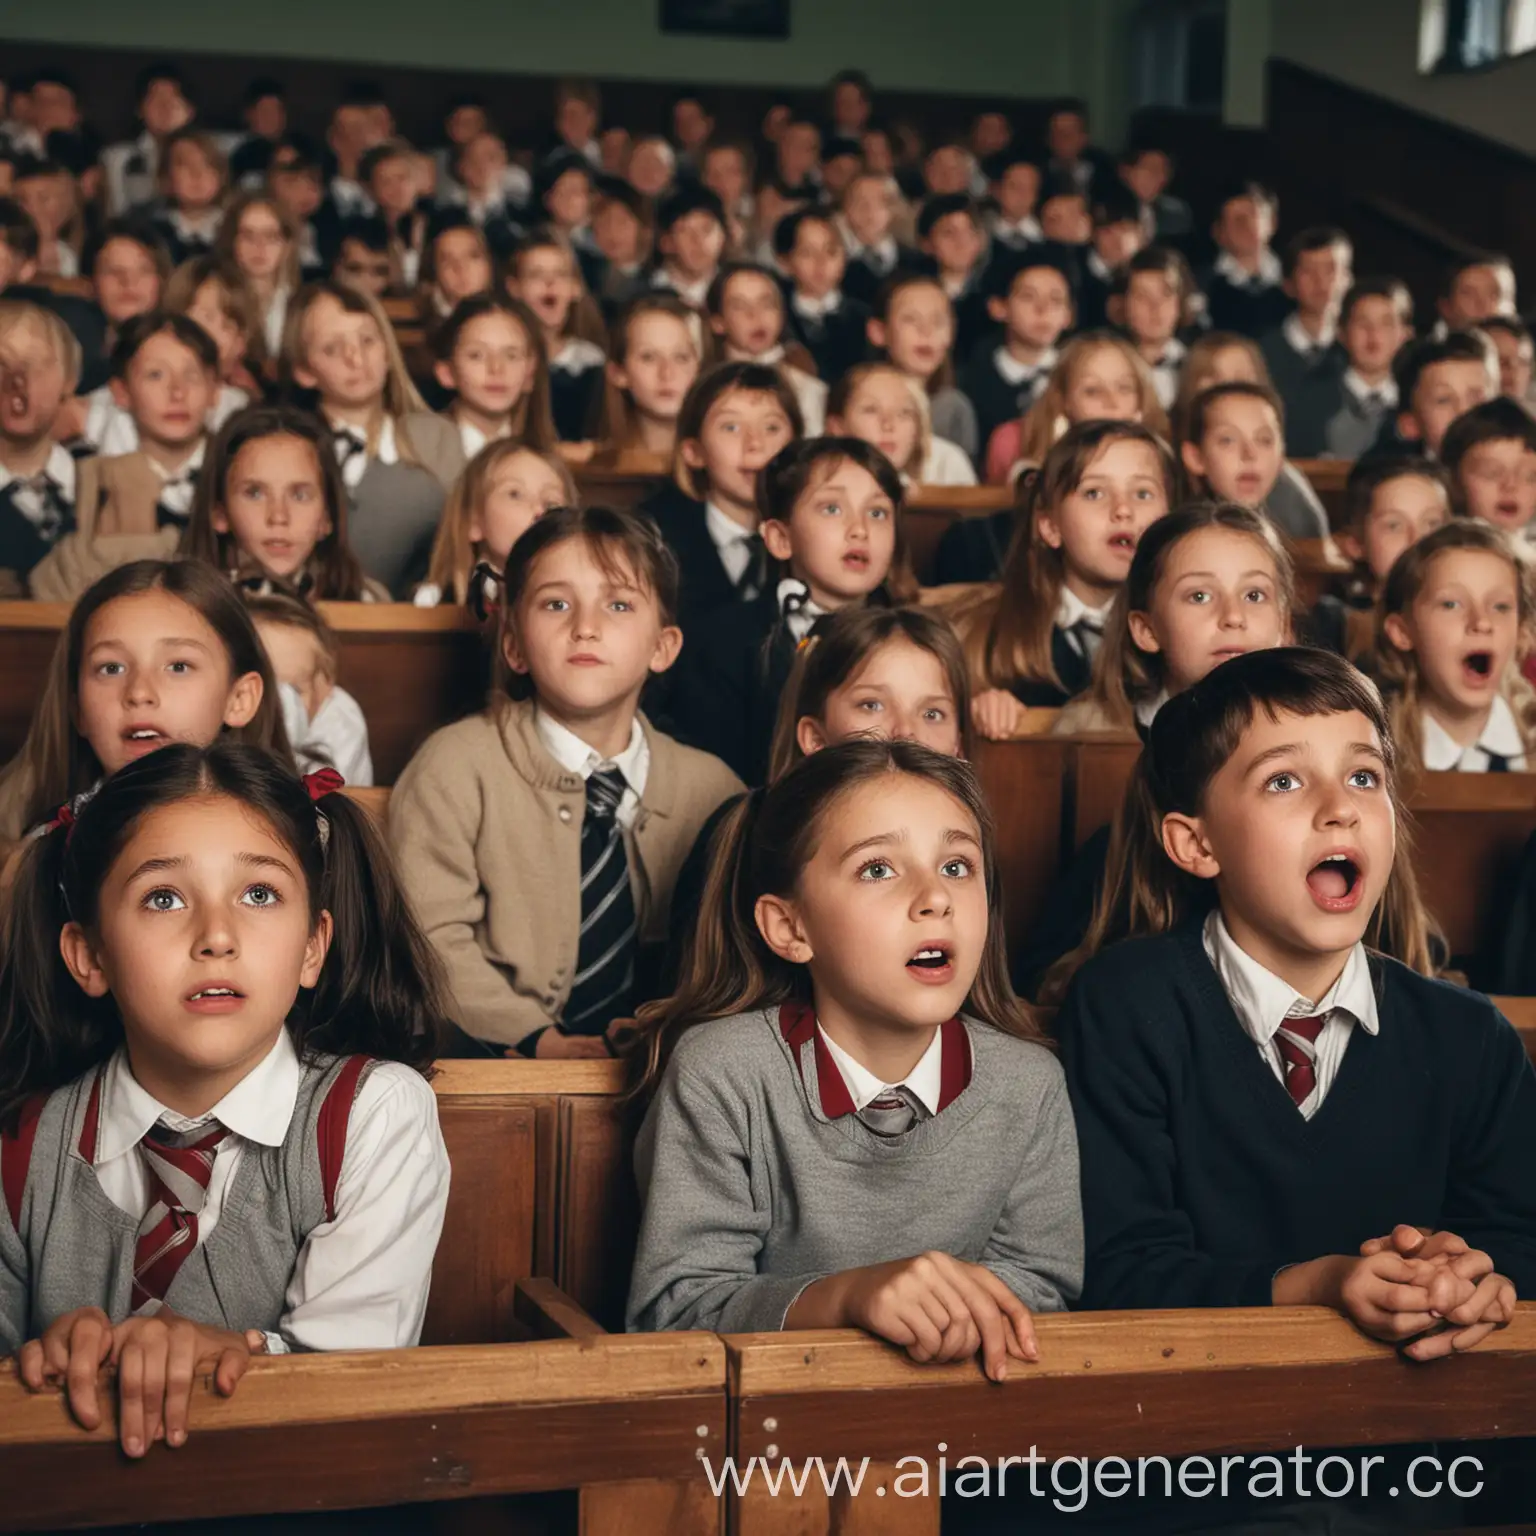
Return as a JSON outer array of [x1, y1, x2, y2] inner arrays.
[[316, 1056, 372, 1223], [1, 1094, 49, 1231]]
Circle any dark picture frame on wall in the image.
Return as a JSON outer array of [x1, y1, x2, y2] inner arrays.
[[659, 0, 790, 38]]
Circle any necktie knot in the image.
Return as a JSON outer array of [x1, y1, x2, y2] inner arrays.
[[857, 1085, 929, 1138], [132, 1118, 228, 1312], [585, 766, 627, 824], [1275, 1014, 1326, 1108]]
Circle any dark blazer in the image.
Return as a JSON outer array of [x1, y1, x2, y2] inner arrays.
[[639, 482, 744, 631], [783, 291, 870, 385], [1199, 267, 1290, 339], [1259, 322, 1346, 424], [1007, 625, 1094, 708], [931, 507, 1016, 586]]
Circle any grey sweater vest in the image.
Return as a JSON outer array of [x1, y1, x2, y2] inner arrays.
[[0, 1054, 369, 1354]]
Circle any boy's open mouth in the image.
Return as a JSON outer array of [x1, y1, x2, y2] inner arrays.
[[1306, 852, 1363, 911]]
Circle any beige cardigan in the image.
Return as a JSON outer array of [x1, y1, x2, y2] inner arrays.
[[389, 698, 744, 1047]]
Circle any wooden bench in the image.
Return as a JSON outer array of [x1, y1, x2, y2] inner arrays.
[[427, 1059, 634, 1341], [0, 1286, 724, 1534], [725, 1305, 1536, 1534], [0, 602, 488, 786]]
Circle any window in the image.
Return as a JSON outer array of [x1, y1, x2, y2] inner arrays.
[[1420, 0, 1536, 71]]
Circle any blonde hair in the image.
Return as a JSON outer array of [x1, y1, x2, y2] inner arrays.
[[1370, 519, 1536, 778], [957, 420, 1178, 696], [599, 293, 708, 453], [282, 280, 428, 461], [1172, 331, 1269, 441], [0, 299, 81, 391], [164, 255, 261, 372], [826, 361, 930, 479], [159, 128, 230, 204], [424, 440, 579, 603], [1016, 332, 1169, 468]]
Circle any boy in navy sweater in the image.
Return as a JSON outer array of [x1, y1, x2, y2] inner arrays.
[[1201, 180, 1288, 338], [1258, 226, 1352, 421], [1061, 649, 1536, 1337]]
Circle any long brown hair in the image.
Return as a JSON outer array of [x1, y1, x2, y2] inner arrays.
[[1172, 331, 1269, 442], [1370, 519, 1536, 778], [0, 560, 292, 840], [425, 439, 579, 604], [598, 292, 707, 453], [767, 605, 974, 780], [1017, 332, 1169, 467], [1074, 503, 1295, 733], [958, 420, 1176, 695], [181, 405, 371, 601], [1040, 647, 1435, 1007], [434, 292, 558, 452], [634, 739, 1043, 1092]]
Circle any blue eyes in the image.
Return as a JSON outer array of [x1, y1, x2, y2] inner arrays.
[[1263, 769, 1379, 794]]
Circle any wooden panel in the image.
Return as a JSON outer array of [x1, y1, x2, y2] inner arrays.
[[727, 1305, 1536, 1467], [973, 737, 1070, 952], [1069, 736, 1143, 850], [423, 1097, 539, 1345], [0, 1336, 726, 1532]]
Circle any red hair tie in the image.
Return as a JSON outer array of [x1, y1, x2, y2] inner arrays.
[[45, 802, 76, 839], [303, 767, 345, 802]]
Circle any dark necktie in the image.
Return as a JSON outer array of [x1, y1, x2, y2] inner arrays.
[[1274, 1015, 1326, 1109], [1070, 617, 1104, 663], [857, 1085, 929, 1138], [132, 1120, 228, 1311], [332, 429, 369, 491], [155, 469, 198, 529], [4, 473, 70, 544], [736, 533, 767, 600], [561, 768, 637, 1036], [1486, 752, 1512, 773]]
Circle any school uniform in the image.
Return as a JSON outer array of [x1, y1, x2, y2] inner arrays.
[[1259, 313, 1346, 422], [1263, 460, 1332, 542], [837, 222, 909, 309], [388, 698, 743, 1051], [738, 346, 827, 434], [959, 345, 1056, 459], [260, 284, 294, 361], [1143, 336, 1186, 411], [1076, 248, 1116, 331], [1047, 149, 1116, 199], [917, 435, 978, 486], [328, 412, 464, 597], [278, 682, 375, 786], [627, 1002, 1082, 1334], [83, 383, 250, 458], [929, 383, 979, 463], [649, 265, 712, 310], [783, 289, 870, 385], [1422, 695, 1528, 772], [548, 337, 607, 442], [450, 415, 511, 462], [640, 481, 765, 631], [0, 442, 81, 594], [0, 1030, 450, 1356], [152, 208, 224, 267], [1200, 249, 1289, 339], [986, 212, 1044, 253], [1007, 586, 1107, 708], [1060, 913, 1536, 1309], [937, 268, 992, 368], [1136, 192, 1194, 244], [1289, 369, 1400, 462], [27, 447, 201, 603], [101, 131, 160, 214], [931, 508, 1015, 585]]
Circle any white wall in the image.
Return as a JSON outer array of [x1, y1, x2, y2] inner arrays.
[[1268, 0, 1536, 155]]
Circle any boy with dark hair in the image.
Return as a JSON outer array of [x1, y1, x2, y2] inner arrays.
[[1043, 97, 1112, 197], [1117, 142, 1191, 242], [828, 69, 874, 138], [959, 247, 1074, 451], [837, 170, 909, 308], [1259, 227, 1353, 415], [1078, 185, 1146, 330], [1202, 180, 1286, 337], [670, 91, 715, 177], [230, 77, 288, 185], [819, 134, 863, 200], [269, 138, 331, 276], [552, 79, 602, 165], [1440, 395, 1536, 540], [651, 184, 726, 308], [1289, 278, 1413, 460], [1379, 331, 1496, 459], [1113, 245, 1190, 408], [984, 146, 1043, 250], [331, 217, 392, 299], [1037, 172, 1091, 248], [777, 206, 868, 383], [917, 193, 988, 357], [1437, 254, 1516, 335], [0, 195, 105, 369], [1481, 313, 1535, 405], [103, 63, 194, 215]]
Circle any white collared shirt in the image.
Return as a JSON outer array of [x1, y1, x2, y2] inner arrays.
[[1282, 312, 1336, 357], [1422, 695, 1528, 772], [652, 267, 711, 308], [1202, 909, 1378, 1118], [1134, 689, 1168, 731], [994, 345, 1057, 389], [168, 208, 223, 246], [777, 576, 828, 642], [1342, 369, 1398, 410], [1086, 249, 1114, 286], [329, 414, 397, 489], [456, 417, 510, 461], [534, 709, 649, 829], [839, 221, 898, 274], [792, 290, 842, 322], [991, 213, 1043, 247], [1214, 248, 1283, 290], [0, 441, 78, 504], [817, 1022, 944, 1116], [1147, 338, 1187, 410], [550, 337, 607, 375], [1055, 585, 1114, 648], [89, 1031, 449, 1351], [262, 285, 291, 360], [704, 499, 757, 587], [279, 682, 375, 786]]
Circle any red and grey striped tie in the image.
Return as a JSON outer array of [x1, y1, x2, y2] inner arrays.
[[131, 1121, 228, 1312]]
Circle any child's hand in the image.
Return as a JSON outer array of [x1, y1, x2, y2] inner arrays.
[[1334, 1250, 1473, 1346], [1359, 1225, 1495, 1285], [108, 1310, 254, 1457], [841, 1252, 1037, 1381], [18, 1306, 115, 1430], [1401, 1271, 1517, 1361], [528, 1028, 611, 1059], [971, 689, 1026, 742]]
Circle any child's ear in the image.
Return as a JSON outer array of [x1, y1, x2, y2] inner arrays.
[[108, 376, 131, 410], [708, 315, 727, 338], [1161, 811, 1220, 880], [433, 359, 457, 394], [224, 671, 265, 729], [754, 893, 812, 964], [761, 517, 794, 562], [59, 923, 110, 999], [1126, 611, 1161, 655], [292, 361, 319, 392], [866, 317, 886, 351], [501, 620, 532, 678], [1383, 613, 1415, 653], [648, 622, 683, 676], [1106, 294, 1125, 328], [1397, 410, 1422, 442], [300, 910, 334, 990], [1336, 529, 1364, 564], [795, 715, 830, 756], [986, 295, 1007, 324], [1179, 439, 1206, 480], [679, 437, 707, 472], [211, 504, 231, 535], [1035, 511, 1064, 551], [605, 359, 630, 394]]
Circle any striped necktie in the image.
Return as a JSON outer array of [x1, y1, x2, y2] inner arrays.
[[132, 1121, 228, 1311], [1274, 1015, 1326, 1109], [561, 767, 637, 1036], [857, 1085, 930, 1138]]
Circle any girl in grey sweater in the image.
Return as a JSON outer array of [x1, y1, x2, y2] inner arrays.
[[627, 740, 1082, 1380]]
